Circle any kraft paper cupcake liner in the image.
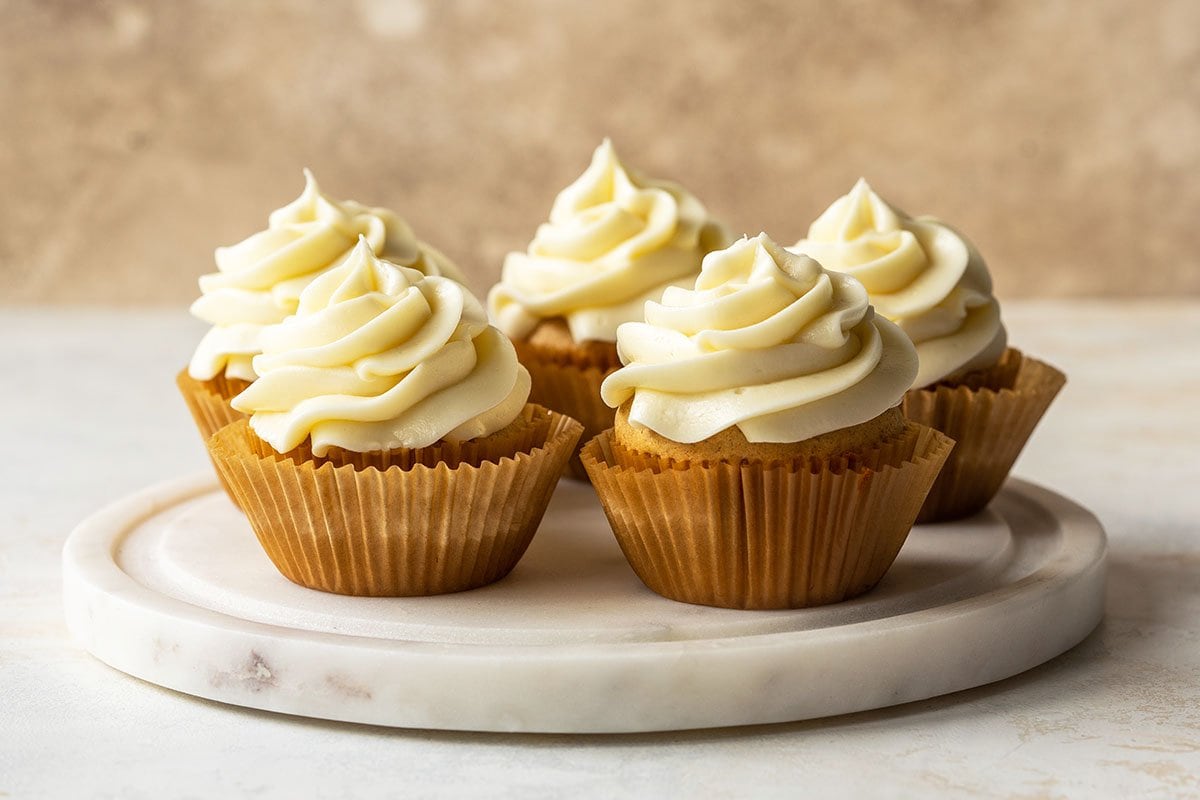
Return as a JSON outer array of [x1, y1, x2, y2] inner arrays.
[[176, 367, 251, 506], [512, 338, 619, 482], [207, 405, 582, 597], [581, 422, 954, 610], [903, 348, 1066, 523]]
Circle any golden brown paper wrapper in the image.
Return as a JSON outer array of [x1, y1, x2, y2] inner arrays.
[[176, 367, 251, 506], [207, 404, 582, 597], [903, 348, 1066, 523], [512, 337, 618, 481], [581, 423, 954, 610]]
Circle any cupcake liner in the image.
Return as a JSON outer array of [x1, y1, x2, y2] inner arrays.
[[903, 348, 1066, 523], [512, 338, 618, 481], [176, 367, 251, 506], [581, 423, 954, 610], [207, 404, 582, 597]]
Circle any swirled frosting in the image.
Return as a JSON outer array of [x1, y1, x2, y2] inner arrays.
[[189, 170, 466, 382], [488, 139, 730, 343], [600, 234, 918, 444], [791, 178, 1006, 387], [231, 238, 529, 455]]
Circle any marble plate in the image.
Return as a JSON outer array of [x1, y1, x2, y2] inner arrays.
[[62, 473, 1106, 733]]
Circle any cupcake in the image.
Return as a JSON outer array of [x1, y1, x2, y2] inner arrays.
[[178, 170, 465, 502], [207, 239, 581, 596], [792, 179, 1065, 522], [488, 139, 730, 478], [582, 234, 953, 610]]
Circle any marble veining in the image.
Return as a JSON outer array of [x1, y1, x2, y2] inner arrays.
[[61, 473, 1105, 733], [4, 304, 1199, 797]]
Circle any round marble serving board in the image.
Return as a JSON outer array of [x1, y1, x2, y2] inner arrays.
[[62, 473, 1106, 734]]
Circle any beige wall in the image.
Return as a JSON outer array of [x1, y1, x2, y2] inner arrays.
[[3, 0, 1196, 305]]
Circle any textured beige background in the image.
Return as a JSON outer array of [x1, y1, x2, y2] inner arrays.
[[2, 0, 1197, 305]]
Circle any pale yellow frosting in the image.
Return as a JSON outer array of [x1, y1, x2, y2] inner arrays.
[[189, 170, 466, 382], [231, 238, 529, 455], [791, 178, 1006, 387], [488, 139, 730, 343], [600, 234, 918, 444]]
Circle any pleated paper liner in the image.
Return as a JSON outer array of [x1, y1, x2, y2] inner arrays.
[[512, 337, 619, 481], [581, 423, 954, 610], [207, 404, 582, 597], [902, 348, 1066, 523], [176, 367, 251, 506]]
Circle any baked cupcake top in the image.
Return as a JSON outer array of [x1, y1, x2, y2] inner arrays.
[[600, 233, 917, 444], [488, 139, 730, 344], [189, 170, 465, 383], [791, 179, 1006, 388], [231, 238, 529, 455]]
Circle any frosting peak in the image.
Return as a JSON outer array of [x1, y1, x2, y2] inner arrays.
[[601, 234, 918, 444], [810, 177, 905, 247], [189, 170, 465, 383], [488, 139, 729, 343], [792, 179, 1006, 386], [232, 238, 529, 455]]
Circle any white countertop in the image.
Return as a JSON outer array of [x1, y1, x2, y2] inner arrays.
[[2, 301, 1198, 799]]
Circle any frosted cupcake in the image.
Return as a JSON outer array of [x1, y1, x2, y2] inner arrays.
[[178, 170, 465, 501], [207, 239, 581, 596], [793, 179, 1065, 521], [582, 234, 952, 610], [488, 139, 729, 477]]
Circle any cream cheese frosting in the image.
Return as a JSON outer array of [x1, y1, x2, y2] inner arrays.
[[487, 139, 730, 344], [791, 178, 1006, 388], [231, 238, 529, 455], [600, 233, 918, 444], [189, 170, 466, 383]]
